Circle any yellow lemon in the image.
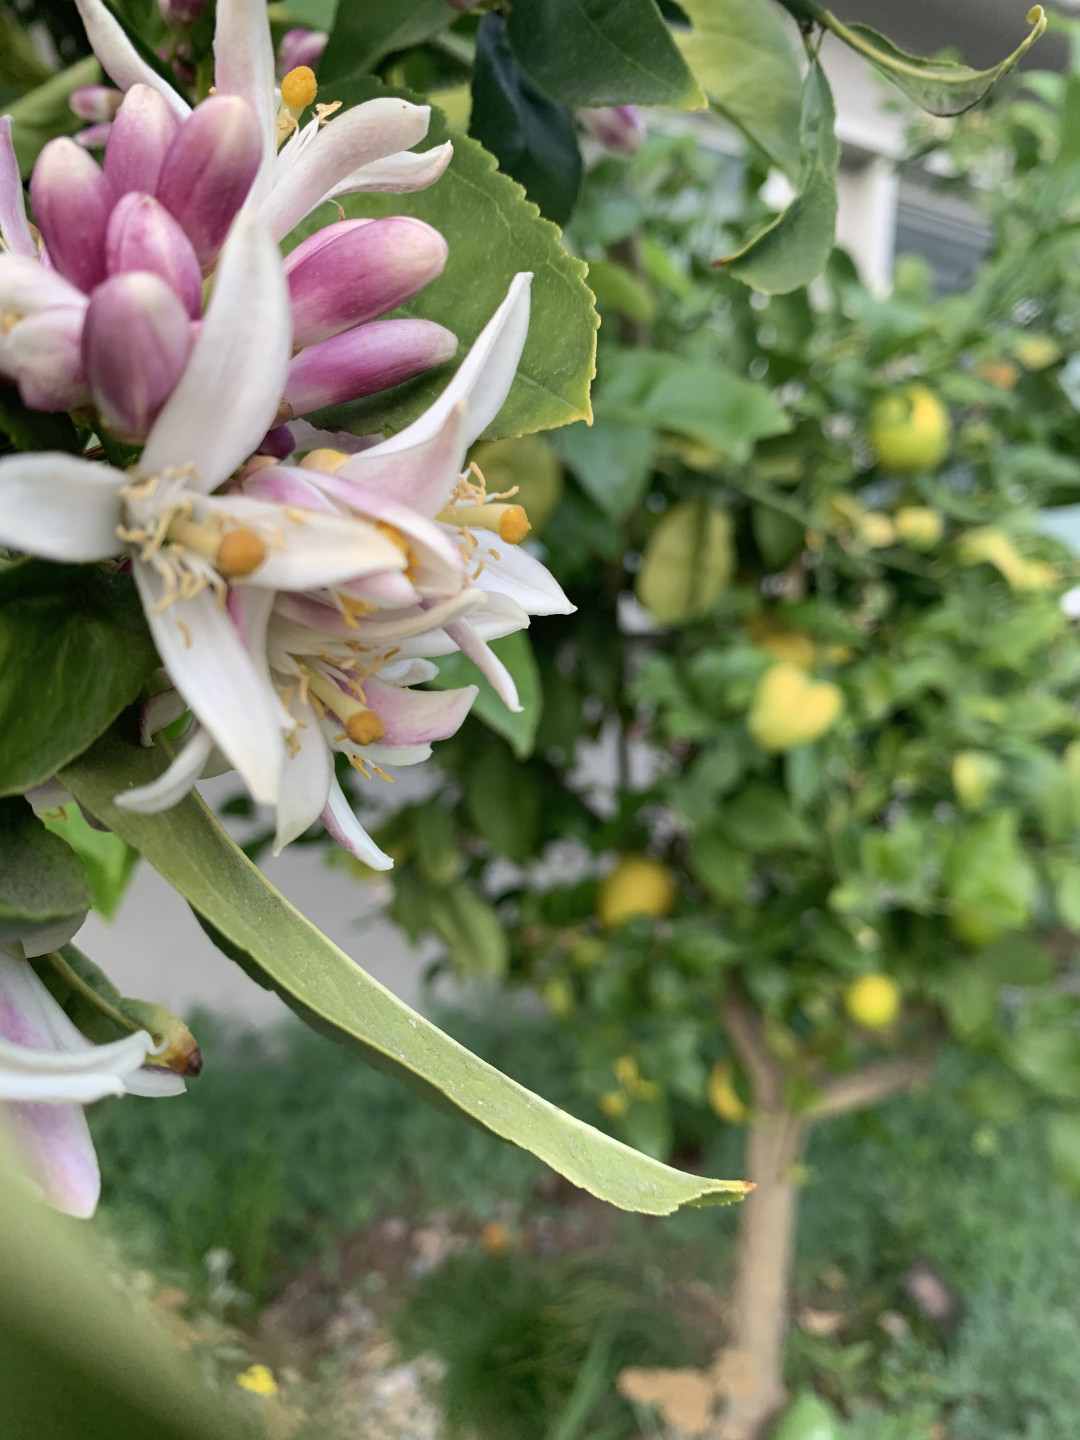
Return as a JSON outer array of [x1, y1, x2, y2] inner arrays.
[[845, 973, 901, 1030], [958, 528, 1058, 592], [598, 1089, 629, 1119], [856, 512, 896, 548], [236, 1365, 278, 1398], [707, 1059, 747, 1123], [748, 663, 844, 752], [895, 506, 944, 551], [1014, 334, 1060, 370], [952, 751, 1003, 812], [596, 855, 676, 930], [868, 384, 951, 473]]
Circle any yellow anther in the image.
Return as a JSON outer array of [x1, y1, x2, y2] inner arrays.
[[300, 448, 350, 474], [436, 501, 531, 544], [216, 527, 267, 578], [345, 709, 386, 746], [280, 66, 317, 110], [237, 454, 278, 482]]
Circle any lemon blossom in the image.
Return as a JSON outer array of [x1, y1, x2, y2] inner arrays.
[[0, 210, 406, 811], [72, 0, 453, 244]]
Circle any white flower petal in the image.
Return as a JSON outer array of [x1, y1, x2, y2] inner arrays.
[[361, 272, 532, 462], [0, 453, 125, 561], [139, 209, 291, 490], [473, 540, 576, 616], [326, 140, 454, 198], [320, 776, 393, 870], [73, 0, 190, 119], [227, 586, 295, 731], [139, 688, 188, 745], [122, 1066, 186, 1097], [445, 619, 521, 710], [273, 696, 332, 855], [365, 677, 477, 745], [114, 724, 215, 813], [3, 1099, 100, 1216], [0, 118, 36, 257], [260, 98, 432, 241], [212, 0, 278, 195], [133, 562, 285, 806], [333, 401, 469, 517]]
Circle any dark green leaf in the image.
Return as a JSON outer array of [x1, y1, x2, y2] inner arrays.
[[676, 0, 803, 178], [428, 631, 542, 759], [554, 417, 656, 520], [0, 562, 158, 796], [819, 4, 1047, 118], [470, 13, 583, 226], [0, 385, 81, 455], [506, 0, 704, 108], [0, 796, 90, 929], [62, 732, 749, 1214], [466, 742, 539, 860], [720, 59, 838, 295], [297, 79, 597, 440], [428, 883, 510, 977], [319, 0, 458, 85]]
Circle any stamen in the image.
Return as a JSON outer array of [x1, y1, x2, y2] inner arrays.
[[216, 527, 267, 578], [345, 710, 386, 746], [436, 502, 531, 544], [281, 66, 318, 110], [299, 448, 350, 474]]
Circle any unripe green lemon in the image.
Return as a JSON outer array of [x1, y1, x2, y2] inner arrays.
[[596, 855, 676, 930], [748, 663, 844, 752], [868, 383, 951, 473], [895, 505, 944, 551], [845, 973, 901, 1030], [952, 751, 1003, 812]]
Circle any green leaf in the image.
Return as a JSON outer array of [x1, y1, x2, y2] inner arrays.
[[944, 810, 1037, 947], [6, 56, 101, 175], [675, 0, 803, 178], [0, 386, 81, 455], [428, 883, 510, 978], [428, 631, 542, 759], [772, 1392, 841, 1440], [465, 742, 539, 860], [720, 59, 838, 295], [0, 561, 158, 797], [506, 0, 705, 109], [469, 434, 565, 534], [554, 417, 656, 520], [0, 1159, 259, 1440], [470, 13, 583, 226], [586, 258, 657, 324], [718, 782, 814, 852], [0, 796, 90, 935], [40, 805, 139, 921], [62, 732, 749, 1214], [598, 350, 790, 458], [817, 4, 1047, 118], [1048, 1111, 1080, 1197], [319, 0, 458, 84], [296, 79, 598, 441], [636, 500, 734, 624]]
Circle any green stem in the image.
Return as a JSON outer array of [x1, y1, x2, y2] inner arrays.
[[43, 949, 139, 1036]]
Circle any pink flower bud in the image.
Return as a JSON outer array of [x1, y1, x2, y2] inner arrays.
[[105, 192, 203, 317], [6, 308, 89, 412], [104, 84, 181, 200], [29, 139, 111, 293], [257, 424, 296, 459], [287, 217, 448, 348], [75, 123, 114, 151], [156, 96, 263, 267], [69, 86, 123, 123], [276, 27, 328, 77], [282, 319, 457, 417], [577, 105, 646, 156], [82, 272, 192, 441], [157, 0, 205, 24]]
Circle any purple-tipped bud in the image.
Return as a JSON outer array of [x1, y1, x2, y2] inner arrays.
[[29, 139, 111, 294], [106, 192, 203, 318], [287, 217, 448, 349], [157, 0, 205, 25], [276, 27, 328, 77], [282, 319, 457, 417], [82, 272, 192, 441], [75, 123, 114, 151], [69, 86, 123, 123], [577, 105, 646, 156], [156, 96, 262, 267], [7, 308, 89, 412], [257, 424, 296, 459], [104, 84, 181, 200]]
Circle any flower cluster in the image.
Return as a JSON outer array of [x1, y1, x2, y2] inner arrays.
[[0, 0, 574, 1213]]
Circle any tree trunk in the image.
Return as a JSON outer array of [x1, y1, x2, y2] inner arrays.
[[709, 1110, 807, 1440]]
